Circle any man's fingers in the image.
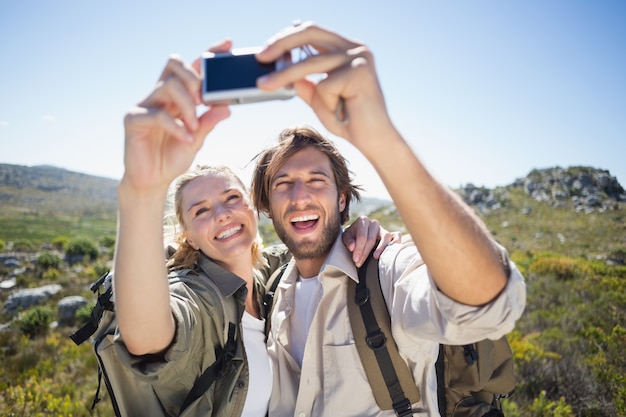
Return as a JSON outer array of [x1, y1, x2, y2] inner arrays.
[[259, 22, 357, 62]]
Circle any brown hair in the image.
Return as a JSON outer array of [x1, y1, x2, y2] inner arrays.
[[165, 164, 264, 270], [250, 125, 362, 224]]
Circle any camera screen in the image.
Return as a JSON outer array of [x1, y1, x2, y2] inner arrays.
[[203, 54, 276, 91]]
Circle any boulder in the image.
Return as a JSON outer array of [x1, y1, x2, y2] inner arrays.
[[57, 295, 88, 325], [4, 284, 63, 315]]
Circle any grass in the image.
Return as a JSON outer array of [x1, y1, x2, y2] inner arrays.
[[0, 216, 116, 245]]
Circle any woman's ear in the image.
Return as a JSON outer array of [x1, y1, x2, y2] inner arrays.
[[185, 235, 199, 251]]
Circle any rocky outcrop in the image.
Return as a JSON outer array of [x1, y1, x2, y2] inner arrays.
[[458, 166, 624, 214], [457, 184, 505, 214], [518, 167, 625, 213]]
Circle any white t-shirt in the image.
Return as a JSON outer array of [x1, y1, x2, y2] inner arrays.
[[240, 311, 272, 417], [289, 275, 320, 367]]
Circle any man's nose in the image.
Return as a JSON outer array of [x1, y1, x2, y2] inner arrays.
[[290, 181, 312, 207]]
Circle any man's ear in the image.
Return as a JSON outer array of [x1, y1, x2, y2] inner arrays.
[[338, 192, 347, 213]]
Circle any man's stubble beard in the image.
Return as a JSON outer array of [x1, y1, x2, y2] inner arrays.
[[272, 205, 342, 260]]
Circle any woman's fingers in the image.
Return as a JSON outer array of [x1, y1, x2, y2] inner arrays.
[[137, 54, 207, 134], [195, 104, 231, 139], [157, 55, 203, 104], [125, 106, 193, 144]]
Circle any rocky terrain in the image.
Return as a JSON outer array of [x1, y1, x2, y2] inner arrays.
[[456, 166, 625, 214]]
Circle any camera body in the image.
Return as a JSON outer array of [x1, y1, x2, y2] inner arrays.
[[201, 47, 295, 105]]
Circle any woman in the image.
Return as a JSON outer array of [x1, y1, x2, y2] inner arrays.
[[111, 42, 396, 416]]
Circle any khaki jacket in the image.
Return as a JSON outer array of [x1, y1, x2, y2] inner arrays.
[[266, 235, 527, 417], [98, 254, 250, 417]]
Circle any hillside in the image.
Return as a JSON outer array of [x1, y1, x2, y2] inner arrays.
[[0, 163, 625, 415], [363, 166, 626, 262], [1, 163, 624, 257], [0, 163, 118, 217], [0, 164, 119, 244]]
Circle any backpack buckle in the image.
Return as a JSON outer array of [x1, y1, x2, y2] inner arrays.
[[392, 398, 413, 417], [366, 330, 387, 350], [355, 287, 370, 305]]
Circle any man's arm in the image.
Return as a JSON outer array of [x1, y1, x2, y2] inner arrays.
[[257, 22, 508, 305]]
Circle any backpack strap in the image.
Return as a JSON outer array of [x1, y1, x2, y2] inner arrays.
[[69, 271, 113, 345], [435, 344, 446, 417], [71, 267, 242, 415], [178, 322, 238, 414], [262, 262, 288, 340], [347, 252, 420, 417]]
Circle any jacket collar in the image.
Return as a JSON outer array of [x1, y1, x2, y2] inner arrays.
[[282, 230, 359, 284], [196, 253, 247, 300]]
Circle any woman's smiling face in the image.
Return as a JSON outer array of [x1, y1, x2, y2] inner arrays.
[[181, 172, 258, 269]]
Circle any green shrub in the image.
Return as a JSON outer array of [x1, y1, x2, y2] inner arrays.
[[528, 256, 589, 281], [526, 391, 574, 417], [42, 268, 61, 281], [16, 307, 55, 339], [13, 239, 35, 252], [99, 235, 115, 249], [0, 238, 5, 251], [52, 235, 69, 251], [92, 263, 110, 278], [75, 303, 95, 326], [608, 247, 626, 265], [65, 237, 99, 264], [36, 251, 62, 270]]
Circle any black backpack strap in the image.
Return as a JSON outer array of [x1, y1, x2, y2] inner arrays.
[[70, 272, 113, 345], [348, 251, 420, 417], [179, 322, 238, 414], [262, 263, 288, 341], [435, 344, 446, 417]]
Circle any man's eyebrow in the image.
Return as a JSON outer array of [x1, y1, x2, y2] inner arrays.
[[272, 169, 332, 184]]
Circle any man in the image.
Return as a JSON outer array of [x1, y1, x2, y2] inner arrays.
[[251, 22, 527, 416]]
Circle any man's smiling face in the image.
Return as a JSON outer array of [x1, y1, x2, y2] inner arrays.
[[269, 146, 346, 263]]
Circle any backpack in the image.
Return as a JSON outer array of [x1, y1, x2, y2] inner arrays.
[[69, 270, 240, 417], [263, 252, 516, 417]]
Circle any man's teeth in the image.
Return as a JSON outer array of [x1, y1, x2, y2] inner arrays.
[[291, 214, 319, 223], [217, 225, 242, 239]]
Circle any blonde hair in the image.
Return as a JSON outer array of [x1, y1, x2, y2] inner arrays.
[[164, 164, 265, 271]]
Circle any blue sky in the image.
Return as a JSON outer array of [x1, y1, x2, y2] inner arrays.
[[1, 1, 624, 199]]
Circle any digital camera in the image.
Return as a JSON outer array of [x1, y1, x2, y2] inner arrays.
[[201, 47, 295, 105]]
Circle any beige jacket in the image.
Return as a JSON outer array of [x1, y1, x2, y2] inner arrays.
[[266, 234, 527, 417]]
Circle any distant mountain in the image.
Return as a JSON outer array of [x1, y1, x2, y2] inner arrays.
[[2, 163, 624, 216], [0, 163, 118, 217]]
